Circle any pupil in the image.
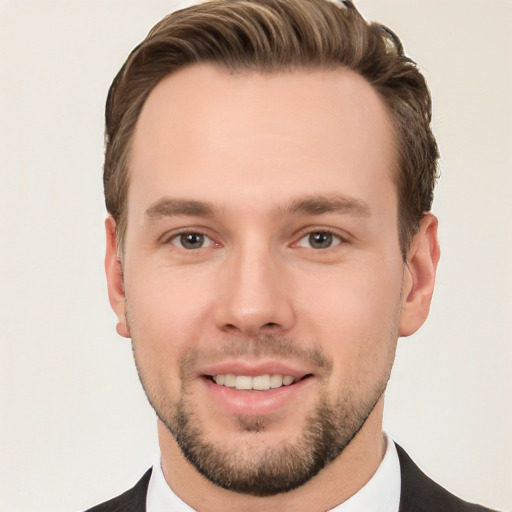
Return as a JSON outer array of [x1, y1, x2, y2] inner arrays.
[[181, 233, 204, 249], [309, 232, 332, 249]]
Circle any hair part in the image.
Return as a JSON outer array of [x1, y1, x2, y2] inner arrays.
[[104, 0, 439, 259]]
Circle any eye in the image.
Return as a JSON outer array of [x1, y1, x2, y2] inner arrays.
[[170, 232, 215, 250], [296, 231, 342, 249]]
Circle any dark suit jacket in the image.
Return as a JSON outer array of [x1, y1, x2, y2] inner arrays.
[[84, 444, 498, 512]]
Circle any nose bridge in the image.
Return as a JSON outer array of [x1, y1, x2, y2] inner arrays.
[[215, 236, 294, 335]]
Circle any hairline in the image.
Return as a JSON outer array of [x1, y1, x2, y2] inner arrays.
[[116, 59, 412, 246], [115, 62, 409, 259]]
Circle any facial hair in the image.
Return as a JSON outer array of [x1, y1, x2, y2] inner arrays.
[[131, 333, 394, 496]]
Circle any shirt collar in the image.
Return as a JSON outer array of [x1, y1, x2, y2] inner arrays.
[[327, 433, 401, 512], [147, 433, 401, 512]]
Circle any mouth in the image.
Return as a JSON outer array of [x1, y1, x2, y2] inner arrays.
[[199, 365, 316, 416], [205, 373, 313, 391]]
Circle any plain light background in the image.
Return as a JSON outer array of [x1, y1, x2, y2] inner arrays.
[[0, 1, 510, 511]]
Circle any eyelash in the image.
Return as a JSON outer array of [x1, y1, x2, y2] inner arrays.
[[165, 230, 218, 250], [294, 228, 346, 250], [162, 227, 347, 251]]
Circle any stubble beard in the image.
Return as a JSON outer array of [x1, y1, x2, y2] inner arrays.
[[166, 383, 385, 496], [131, 334, 394, 497]]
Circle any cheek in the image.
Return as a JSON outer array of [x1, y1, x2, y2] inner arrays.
[[124, 266, 217, 382], [296, 261, 403, 375], [298, 257, 403, 323], [126, 260, 214, 327]]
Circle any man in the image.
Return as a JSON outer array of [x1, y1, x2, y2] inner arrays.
[[87, 0, 497, 510]]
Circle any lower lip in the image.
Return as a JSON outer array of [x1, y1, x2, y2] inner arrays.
[[201, 377, 312, 416]]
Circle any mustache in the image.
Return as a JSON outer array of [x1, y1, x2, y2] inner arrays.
[[179, 334, 332, 377]]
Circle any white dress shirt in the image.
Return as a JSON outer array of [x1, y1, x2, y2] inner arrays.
[[146, 433, 401, 512]]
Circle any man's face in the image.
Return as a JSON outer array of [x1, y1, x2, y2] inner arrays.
[[107, 65, 426, 494]]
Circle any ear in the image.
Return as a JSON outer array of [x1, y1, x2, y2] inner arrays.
[[399, 213, 440, 337], [105, 217, 130, 338]]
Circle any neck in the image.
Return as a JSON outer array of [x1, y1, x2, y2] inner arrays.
[[157, 397, 387, 512]]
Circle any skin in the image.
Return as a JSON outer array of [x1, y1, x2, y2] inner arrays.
[[105, 64, 439, 512]]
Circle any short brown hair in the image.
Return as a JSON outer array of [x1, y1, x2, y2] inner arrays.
[[104, 0, 439, 258]]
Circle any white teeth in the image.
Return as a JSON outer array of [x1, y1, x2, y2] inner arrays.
[[253, 374, 271, 390], [223, 374, 236, 387], [235, 376, 252, 390], [270, 374, 283, 388], [213, 374, 296, 390], [283, 375, 294, 386]]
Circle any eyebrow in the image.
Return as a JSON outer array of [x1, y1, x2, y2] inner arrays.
[[145, 198, 215, 219], [144, 194, 371, 220], [282, 195, 371, 218]]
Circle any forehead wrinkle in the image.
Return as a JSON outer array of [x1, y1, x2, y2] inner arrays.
[[281, 194, 371, 218], [145, 198, 216, 219]]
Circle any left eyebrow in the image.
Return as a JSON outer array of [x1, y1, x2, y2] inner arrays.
[[145, 198, 216, 219], [281, 194, 371, 218]]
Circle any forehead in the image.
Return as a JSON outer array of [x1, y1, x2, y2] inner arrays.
[[128, 64, 397, 218]]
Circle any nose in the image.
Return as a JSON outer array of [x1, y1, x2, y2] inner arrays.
[[214, 244, 295, 336]]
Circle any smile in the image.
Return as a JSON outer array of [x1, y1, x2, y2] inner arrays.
[[212, 374, 296, 390], [201, 370, 314, 415]]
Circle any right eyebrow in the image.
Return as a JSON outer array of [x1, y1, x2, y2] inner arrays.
[[145, 198, 216, 219]]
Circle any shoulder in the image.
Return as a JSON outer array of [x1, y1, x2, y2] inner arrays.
[[396, 444, 498, 512], [83, 468, 152, 512]]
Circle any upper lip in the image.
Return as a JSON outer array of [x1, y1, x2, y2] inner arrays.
[[198, 359, 315, 380]]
